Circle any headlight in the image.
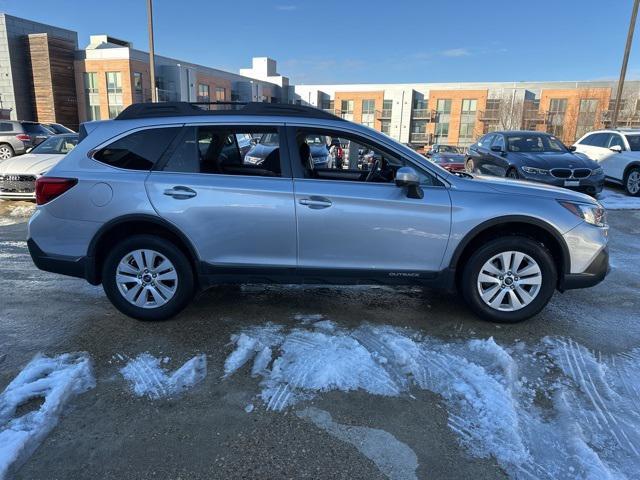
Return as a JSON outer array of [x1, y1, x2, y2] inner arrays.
[[522, 166, 549, 175], [559, 200, 607, 227], [591, 167, 604, 176], [244, 155, 262, 165]]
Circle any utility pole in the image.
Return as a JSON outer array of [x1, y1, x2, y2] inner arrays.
[[147, 0, 157, 102], [612, 0, 639, 127]]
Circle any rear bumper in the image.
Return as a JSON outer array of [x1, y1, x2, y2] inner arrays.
[[561, 247, 609, 290], [28, 238, 88, 281]]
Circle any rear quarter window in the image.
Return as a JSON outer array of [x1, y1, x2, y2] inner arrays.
[[21, 123, 53, 135], [93, 127, 180, 170], [0, 122, 13, 132]]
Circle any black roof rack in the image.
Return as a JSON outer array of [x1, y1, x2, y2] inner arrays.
[[115, 101, 344, 121]]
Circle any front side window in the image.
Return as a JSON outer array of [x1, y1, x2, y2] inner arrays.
[[162, 126, 282, 177], [295, 129, 437, 186], [492, 135, 505, 150], [94, 127, 180, 170], [625, 134, 640, 151], [477, 134, 495, 148], [106, 72, 123, 119], [608, 134, 625, 149]]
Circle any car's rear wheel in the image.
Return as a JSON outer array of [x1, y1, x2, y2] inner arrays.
[[506, 167, 519, 179], [466, 158, 475, 173], [461, 236, 557, 323], [102, 235, 195, 321], [624, 167, 640, 196], [0, 144, 14, 160]]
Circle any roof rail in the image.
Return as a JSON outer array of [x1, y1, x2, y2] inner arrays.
[[115, 101, 344, 121]]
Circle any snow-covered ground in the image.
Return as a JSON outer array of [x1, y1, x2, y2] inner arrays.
[[0, 354, 95, 479], [0, 201, 35, 226], [225, 317, 640, 479], [119, 353, 207, 400], [598, 187, 640, 210]]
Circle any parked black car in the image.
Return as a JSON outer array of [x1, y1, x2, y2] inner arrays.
[[244, 133, 330, 168], [465, 131, 605, 196]]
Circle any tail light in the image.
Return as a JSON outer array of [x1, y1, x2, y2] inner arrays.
[[35, 177, 77, 205], [16, 134, 30, 142]]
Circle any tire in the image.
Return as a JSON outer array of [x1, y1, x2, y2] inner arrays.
[[466, 158, 475, 173], [0, 143, 14, 160], [623, 166, 640, 196], [102, 235, 195, 321], [506, 167, 519, 179], [461, 236, 557, 323]]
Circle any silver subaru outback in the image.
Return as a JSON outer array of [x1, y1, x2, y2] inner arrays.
[[27, 102, 609, 323]]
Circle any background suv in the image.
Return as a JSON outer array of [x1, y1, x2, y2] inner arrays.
[[27, 102, 609, 323], [574, 129, 640, 196], [466, 131, 604, 196], [0, 120, 55, 160]]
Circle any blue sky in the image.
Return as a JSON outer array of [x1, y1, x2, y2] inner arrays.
[[4, 0, 640, 84]]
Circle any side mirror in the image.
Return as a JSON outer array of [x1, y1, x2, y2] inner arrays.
[[395, 166, 424, 199], [568, 145, 577, 152], [610, 145, 623, 153], [490, 145, 503, 152]]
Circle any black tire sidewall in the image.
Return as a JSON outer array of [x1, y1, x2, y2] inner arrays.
[[102, 235, 194, 321], [624, 167, 640, 196], [461, 236, 557, 323]]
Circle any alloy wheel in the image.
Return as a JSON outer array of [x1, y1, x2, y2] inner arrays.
[[476, 250, 542, 312], [116, 249, 178, 309], [627, 170, 640, 195], [0, 145, 13, 160]]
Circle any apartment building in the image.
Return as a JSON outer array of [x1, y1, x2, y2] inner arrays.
[[292, 81, 640, 148]]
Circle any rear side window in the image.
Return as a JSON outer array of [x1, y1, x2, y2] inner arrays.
[[0, 122, 13, 132], [21, 123, 53, 135], [94, 127, 180, 170]]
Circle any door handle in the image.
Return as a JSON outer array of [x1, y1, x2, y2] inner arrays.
[[299, 196, 332, 209], [163, 186, 197, 199]]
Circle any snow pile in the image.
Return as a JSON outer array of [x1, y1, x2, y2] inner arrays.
[[0, 353, 95, 479], [598, 188, 640, 210], [225, 318, 640, 479], [120, 353, 207, 399]]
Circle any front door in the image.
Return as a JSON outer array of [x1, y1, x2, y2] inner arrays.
[[146, 124, 297, 269], [289, 127, 451, 276]]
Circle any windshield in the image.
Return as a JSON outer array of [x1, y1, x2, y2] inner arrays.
[[439, 145, 461, 153], [625, 135, 640, 151], [507, 134, 566, 153], [31, 134, 79, 154]]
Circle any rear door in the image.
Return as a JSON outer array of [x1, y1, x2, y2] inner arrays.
[[288, 126, 451, 276], [146, 123, 298, 270]]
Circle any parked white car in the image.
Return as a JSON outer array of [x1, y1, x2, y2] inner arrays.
[[0, 133, 78, 200], [573, 129, 640, 196]]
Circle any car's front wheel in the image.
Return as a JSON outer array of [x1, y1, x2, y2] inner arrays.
[[506, 167, 519, 179], [461, 236, 557, 323], [624, 166, 640, 196], [102, 235, 195, 321]]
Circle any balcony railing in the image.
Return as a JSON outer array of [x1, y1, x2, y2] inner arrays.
[[411, 109, 434, 120], [409, 132, 429, 143], [479, 109, 500, 121], [377, 108, 392, 119], [523, 110, 545, 123]]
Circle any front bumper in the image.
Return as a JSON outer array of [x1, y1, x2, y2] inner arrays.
[[561, 247, 609, 290], [518, 169, 604, 195]]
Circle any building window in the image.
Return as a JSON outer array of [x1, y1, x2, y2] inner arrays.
[[412, 98, 429, 119], [458, 99, 477, 146], [133, 72, 143, 93], [576, 99, 598, 139], [83, 72, 100, 121], [198, 84, 210, 102], [361, 99, 375, 127], [547, 98, 567, 139], [380, 120, 391, 135], [215, 87, 226, 101], [340, 100, 354, 121], [106, 71, 123, 119], [434, 99, 451, 143], [381, 99, 393, 118], [409, 120, 428, 143]]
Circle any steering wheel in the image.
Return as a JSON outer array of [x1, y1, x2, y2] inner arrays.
[[365, 157, 381, 182]]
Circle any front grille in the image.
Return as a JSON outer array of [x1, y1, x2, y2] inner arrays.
[[0, 174, 36, 193], [550, 168, 592, 179]]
